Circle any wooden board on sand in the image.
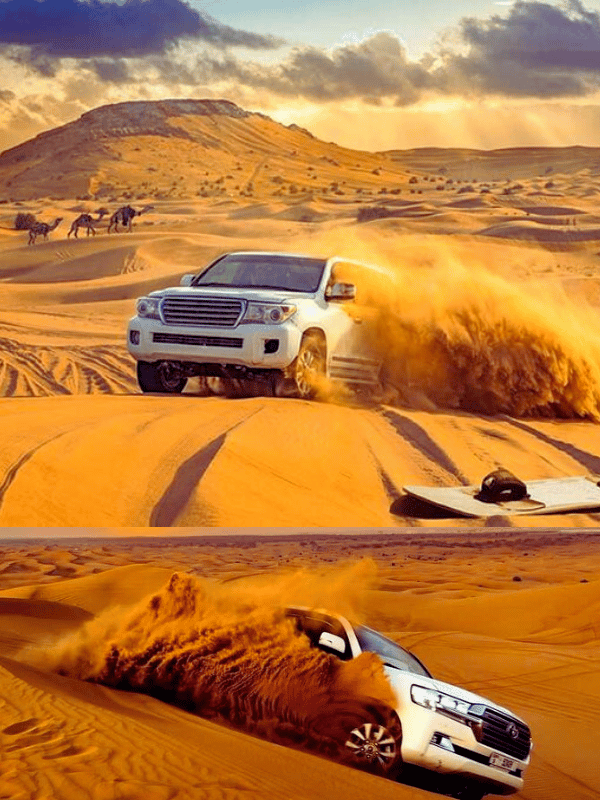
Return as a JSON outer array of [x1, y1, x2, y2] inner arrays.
[[403, 476, 600, 517]]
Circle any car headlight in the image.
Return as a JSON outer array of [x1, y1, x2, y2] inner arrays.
[[411, 685, 473, 720], [136, 297, 161, 319], [240, 302, 297, 325]]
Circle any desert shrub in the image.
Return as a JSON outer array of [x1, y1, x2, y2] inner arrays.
[[357, 206, 407, 222], [14, 212, 36, 230]]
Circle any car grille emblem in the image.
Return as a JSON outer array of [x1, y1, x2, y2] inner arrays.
[[506, 722, 519, 740]]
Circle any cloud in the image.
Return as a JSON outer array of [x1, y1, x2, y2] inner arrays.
[[188, 32, 433, 105], [146, 2, 600, 105], [438, 0, 600, 97], [3, 0, 600, 153], [0, 0, 283, 62]]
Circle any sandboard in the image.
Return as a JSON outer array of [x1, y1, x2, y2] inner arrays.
[[402, 476, 600, 517]]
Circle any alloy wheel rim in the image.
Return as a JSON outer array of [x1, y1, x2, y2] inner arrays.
[[295, 347, 319, 396], [344, 722, 397, 769], [159, 362, 183, 389]]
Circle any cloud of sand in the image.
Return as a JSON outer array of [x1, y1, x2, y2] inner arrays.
[[24, 562, 397, 752], [294, 228, 600, 419]]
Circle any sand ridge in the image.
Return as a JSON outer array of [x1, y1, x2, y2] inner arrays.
[[0, 532, 598, 800]]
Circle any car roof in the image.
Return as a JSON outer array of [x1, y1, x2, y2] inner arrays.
[[218, 251, 328, 259]]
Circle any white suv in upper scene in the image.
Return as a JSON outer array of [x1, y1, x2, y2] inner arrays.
[[286, 608, 531, 800], [127, 251, 383, 397]]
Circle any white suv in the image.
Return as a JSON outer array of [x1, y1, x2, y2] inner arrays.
[[287, 608, 531, 800], [127, 251, 382, 396]]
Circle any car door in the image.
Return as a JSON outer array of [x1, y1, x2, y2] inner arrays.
[[325, 260, 382, 385]]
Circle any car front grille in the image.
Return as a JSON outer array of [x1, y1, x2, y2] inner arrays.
[[161, 296, 244, 327], [153, 332, 243, 348], [478, 709, 531, 760]]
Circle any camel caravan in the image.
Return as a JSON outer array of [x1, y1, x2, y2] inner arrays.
[[21, 205, 154, 244]]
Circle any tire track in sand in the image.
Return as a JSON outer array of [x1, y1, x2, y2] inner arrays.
[[149, 409, 263, 527], [380, 408, 469, 484], [502, 416, 600, 474], [0, 432, 73, 512]]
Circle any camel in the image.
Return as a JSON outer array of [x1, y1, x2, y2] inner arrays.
[[107, 205, 154, 233], [67, 209, 108, 238], [28, 217, 63, 245]]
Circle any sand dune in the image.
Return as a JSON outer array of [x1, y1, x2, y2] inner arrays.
[[0, 533, 598, 800], [3, 395, 600, 526], [3, 127, 600, 530]]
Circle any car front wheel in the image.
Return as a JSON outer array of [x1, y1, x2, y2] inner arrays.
[[292, 332, 326, 399], [137, 360, 187, 394], [309, 699, 403, 779]]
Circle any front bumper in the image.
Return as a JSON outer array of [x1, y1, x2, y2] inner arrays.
[[400, 707, 527, 794], [127, 317, 302, 371]]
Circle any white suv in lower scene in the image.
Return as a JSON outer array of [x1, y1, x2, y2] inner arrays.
[[287, 608, 531, 800], [127, 251, 382, 397]]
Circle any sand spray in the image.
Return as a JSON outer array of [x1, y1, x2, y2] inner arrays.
[[291, 227, 600, 418], [24, 562, 397, 754]]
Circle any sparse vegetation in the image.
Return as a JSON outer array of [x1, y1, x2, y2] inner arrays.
[[14, 212, 36, 230], [357, 206, 401, 222]]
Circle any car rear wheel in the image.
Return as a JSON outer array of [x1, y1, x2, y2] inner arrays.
[[292, 332, 326, 399], [137, 360, 187, 394]]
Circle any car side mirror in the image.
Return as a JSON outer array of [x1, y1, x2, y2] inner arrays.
[[180, 274, 194, 287], [317, 631, 346, 654], [326, 282, 356, 301]]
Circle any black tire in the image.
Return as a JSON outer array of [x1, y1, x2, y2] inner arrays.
[[291, 332, 326, 399], [308, 699, 403, 779], [449, 785, 487, 800], [137, 360, 187, 394]]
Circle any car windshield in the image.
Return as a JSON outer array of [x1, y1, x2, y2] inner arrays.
[[354, 625, 432, 677], [193, 254, 327, 292]]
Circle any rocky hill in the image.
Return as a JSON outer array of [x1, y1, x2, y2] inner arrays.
[[0, 98, 405, 202], [2, 98, 600, 202]]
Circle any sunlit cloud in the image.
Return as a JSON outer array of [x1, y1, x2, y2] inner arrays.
[[4, 0, 600, 151]]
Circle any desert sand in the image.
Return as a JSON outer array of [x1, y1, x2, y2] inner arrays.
[[4, 102, 600, 527], [0, 530, 598, 800]]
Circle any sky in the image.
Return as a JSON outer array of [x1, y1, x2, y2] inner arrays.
[[2, 0, 600, 152]]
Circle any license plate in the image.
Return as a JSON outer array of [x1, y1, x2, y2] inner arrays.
[[489, 752, 516, 772]]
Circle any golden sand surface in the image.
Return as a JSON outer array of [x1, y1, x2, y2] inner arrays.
[[3, 183, 600, 526], [0, 531, 598, 800]]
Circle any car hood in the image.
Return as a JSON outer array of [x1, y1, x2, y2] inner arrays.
[[148, 286, 315, 303], [384, 666, 525, 722]]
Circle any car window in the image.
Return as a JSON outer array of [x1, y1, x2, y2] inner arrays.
[[194, 254, 327, 292], [286, 610, 352, 660], [354, 625, 432, 677]]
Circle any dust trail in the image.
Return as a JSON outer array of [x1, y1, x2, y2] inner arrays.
[[25, 563, 397, 756], [295, 229, 600, 418]]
